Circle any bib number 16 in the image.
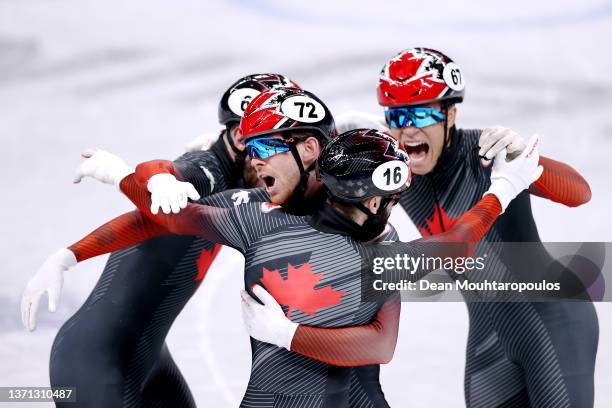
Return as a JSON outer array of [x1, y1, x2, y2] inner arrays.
[[384, 167, 402, 185], [372, 161, 410, 191]]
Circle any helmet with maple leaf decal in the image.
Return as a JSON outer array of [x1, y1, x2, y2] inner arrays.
[[319, 128, 411, 203], [377, 47, 465, 107], [216, 73, 301, 164], [240, 87, 336, 144], [218, 73, 301, 126], [242, 87, 336, 208]]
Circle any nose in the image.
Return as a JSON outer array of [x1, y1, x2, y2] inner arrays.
[[250, 157, 266, 169], [401, 126, 420, 137], [399, 127, 421, 145]]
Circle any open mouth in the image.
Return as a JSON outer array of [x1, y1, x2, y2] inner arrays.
[[262, 175, 276, 189], [404, 141, 429, 160]]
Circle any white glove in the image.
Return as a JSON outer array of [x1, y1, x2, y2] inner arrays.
[[336, 111, 388, 134], [479, 126, 526, 165], [485, 134, 544, 212], [184, 131, 222, 152], [73, 148, 134, 188], [21, 248, 76, 331], [147, 173, 200, 214], [241, 285, 299, 350]]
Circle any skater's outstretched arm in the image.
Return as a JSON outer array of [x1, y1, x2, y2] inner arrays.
[[119, 171, 247, 250], [530, 156, 591, 207], [21, 149, 228, 331], [477, 128, 591, 207], [68, 148, 237, 261], [68, 211, 169, 262]]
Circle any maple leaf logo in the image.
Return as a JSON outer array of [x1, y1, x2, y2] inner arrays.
[[195, 244, 222, 282], [259, 263, 345, 318], [418, 206, 456, 236]]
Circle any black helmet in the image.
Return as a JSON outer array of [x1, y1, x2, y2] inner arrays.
[[319, 128, 411, 203], [218, 73, 300, 126]]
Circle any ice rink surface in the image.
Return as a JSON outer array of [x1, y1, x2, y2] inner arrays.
[[1, 0, 611, 406]]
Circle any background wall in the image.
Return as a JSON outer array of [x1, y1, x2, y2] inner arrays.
[[1, 0, 611, 406]]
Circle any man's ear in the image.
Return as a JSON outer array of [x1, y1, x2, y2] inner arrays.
[[300, 137, 321, 167], [366, 196, 382, 214], [231, 127, 245, 150], [446, 104, 457, 129]]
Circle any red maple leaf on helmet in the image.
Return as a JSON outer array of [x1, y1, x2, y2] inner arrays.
[[259, 263, 345, 318], [379, 49, 449, 105], [419, 206, 457, 236]]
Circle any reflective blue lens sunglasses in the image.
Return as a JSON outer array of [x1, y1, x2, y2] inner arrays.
[[384, 107, 446, 129], [246, 137, 291, 159]]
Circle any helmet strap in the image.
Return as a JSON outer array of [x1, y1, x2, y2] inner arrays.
[[442, 103, 450, 148], [225, 124, 245, 157], [284, 141, 315, 208], [224, 125, 247, 182], [435, 103, 459, 169], [354, 196, 393, 218], [353, 197, 394, 241]]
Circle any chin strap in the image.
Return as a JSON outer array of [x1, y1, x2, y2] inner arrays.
[[225, 126, 247, 181], [442, 103, 450, 148], [436, 103, 460, 168], [352, 196, 396, 241], [284, 141, 316, 208], [353, 196, 394, 218], [225, 126, 245, 157]]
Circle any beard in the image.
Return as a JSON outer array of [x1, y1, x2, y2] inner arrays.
[[356, 211, 391, 241]]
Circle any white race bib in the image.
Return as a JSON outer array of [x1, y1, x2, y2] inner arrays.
[[280, 95, 326, 123], [372, 160, 410, 191]]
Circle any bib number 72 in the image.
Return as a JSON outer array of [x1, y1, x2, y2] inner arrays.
[[281, 95, 326, 123], [293, 101, 318, 119]]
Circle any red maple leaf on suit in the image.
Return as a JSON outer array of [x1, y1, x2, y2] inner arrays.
[[420, 206, 479, 257], [195, 244, 222, 282], [259, 263, 345, 318], [419, 206, 456, 236]]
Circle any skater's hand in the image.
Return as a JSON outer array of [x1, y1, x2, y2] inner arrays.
[[336, 111, 388, 134], [479, 127, 526, 166], [485, 134, 544, 212], [184, 130, 223, 152], [21, 248, 76, 331], [147, 174, 200, 215], [241, 285, 298, 350], [74, 149, 134, 188]]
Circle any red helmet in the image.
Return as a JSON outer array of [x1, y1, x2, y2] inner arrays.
[[240, 87, 335, 144], [377, 48, 465, 107]]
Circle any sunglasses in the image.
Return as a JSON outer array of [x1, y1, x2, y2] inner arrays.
[[246, 137, 291, 159], [384, 107, 446, 129]]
